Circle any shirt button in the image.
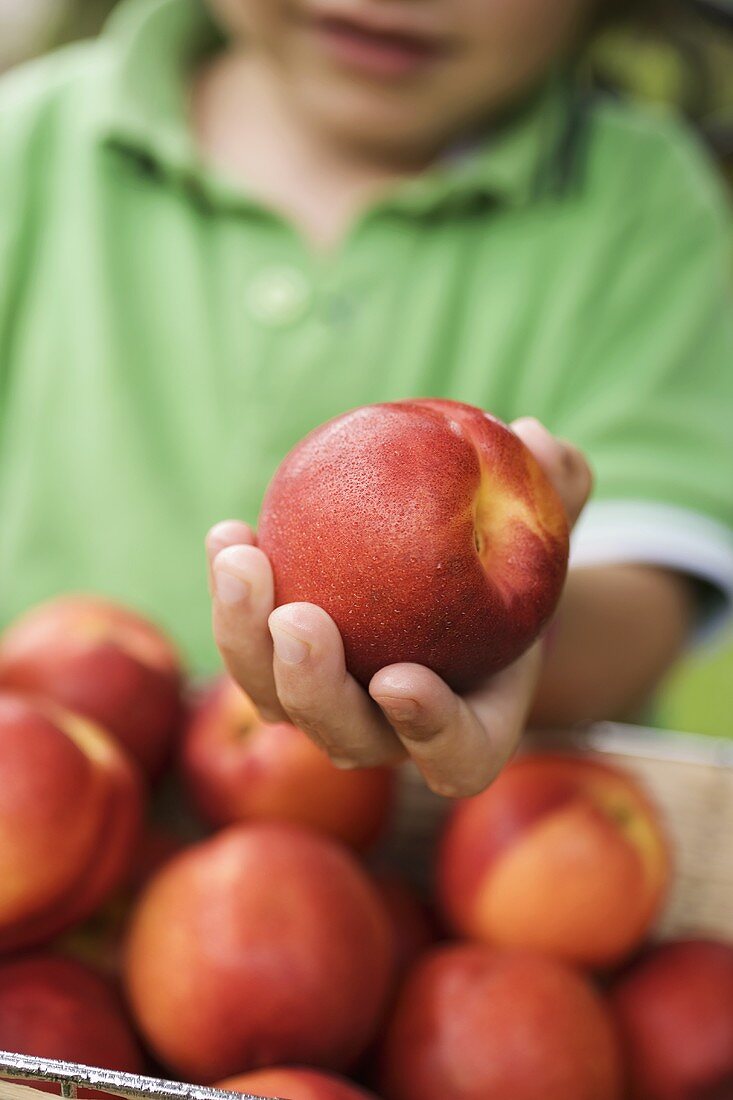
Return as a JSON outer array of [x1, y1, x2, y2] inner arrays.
[[322, 294, 355, 327], [247, 266, 311, 327]]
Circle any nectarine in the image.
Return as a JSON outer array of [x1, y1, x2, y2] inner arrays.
[[380, 943, 623, 1100], [0, 953, 144, 1073], [0, 595, 184, 775], [258, 401, 568, 691], [219, 1068, 381, 1100], [610, 939, 733, 1099], [437, 753, 670, 968], [181, 677, 394, 849], [124, 822, 392, 1081], [0, 691, 144, 953]]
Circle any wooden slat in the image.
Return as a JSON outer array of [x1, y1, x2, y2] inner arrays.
[[0, 1084, 60, 1100]]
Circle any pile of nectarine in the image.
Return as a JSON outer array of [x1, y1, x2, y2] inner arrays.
[[0, 401, 730, 1100], [0, 593, 402, 1096], [0, 590, 728, 1100]]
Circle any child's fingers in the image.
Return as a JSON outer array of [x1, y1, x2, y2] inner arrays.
[[211, 543, 285, 722], [205, 520, 256, 594], [511, 417, 593, 528], [370, 645, 542, 798], [370, 664, 496, 797], [268, 603, 405, 768]]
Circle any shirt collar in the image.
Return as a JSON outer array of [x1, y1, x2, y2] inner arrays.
[[94, 0, 217, 175], [384, 76, 586, 214], [94, 0, 585, 211]]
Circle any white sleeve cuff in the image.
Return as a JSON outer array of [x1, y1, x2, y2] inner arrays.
[[570, 500, 733, 645]]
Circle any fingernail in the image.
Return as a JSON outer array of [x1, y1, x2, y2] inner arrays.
[[330, 757, 359, 771], [527, 417, 552, 439], [376, 695, 420, 723], [208, 521, 246, 556], [214, 567, 250, 606], [270, 625, 310, 665]]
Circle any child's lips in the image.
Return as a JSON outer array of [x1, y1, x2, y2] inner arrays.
[[309, 15, 448, 79]]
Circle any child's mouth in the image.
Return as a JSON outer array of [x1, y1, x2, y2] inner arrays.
[[310, 15, 445, 79]]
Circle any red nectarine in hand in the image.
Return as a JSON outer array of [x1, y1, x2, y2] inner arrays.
[[258, 400, 568, 691]]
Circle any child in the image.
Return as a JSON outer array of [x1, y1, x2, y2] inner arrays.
[[1, 0, 732, 796]]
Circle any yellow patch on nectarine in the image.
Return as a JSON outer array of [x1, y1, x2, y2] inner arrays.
[[585, 776, 670, 891], [475, 799, 666, 967], [59, 711, 119, 765]]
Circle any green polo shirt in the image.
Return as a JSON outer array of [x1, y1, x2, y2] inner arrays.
[[1, 0, 733, 675]]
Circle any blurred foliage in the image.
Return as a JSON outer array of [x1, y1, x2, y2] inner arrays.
[[58, 0, 116, 39], [9, 0, 733, 737], [659, 640, 733, 738], [589, 3, 733, 168]]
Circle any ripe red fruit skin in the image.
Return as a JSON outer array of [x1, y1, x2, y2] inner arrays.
[[180, 676, 394, 850], [218, 1067, 381, 1100], [436, 753, 670, 969], [0, 595, 184, 776], [0, 691, 144, 954], [123, 822, 393, 1082], [380, 943, 623, 1100], [0, 953, 144, 1073], [258, 400, 568, 692], [610, 939, 733, 1100]]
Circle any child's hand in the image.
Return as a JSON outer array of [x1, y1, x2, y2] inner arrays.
[[207, 420, 591, 798]]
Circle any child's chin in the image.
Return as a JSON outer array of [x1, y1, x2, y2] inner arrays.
[[297, 72, 446, 161]]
